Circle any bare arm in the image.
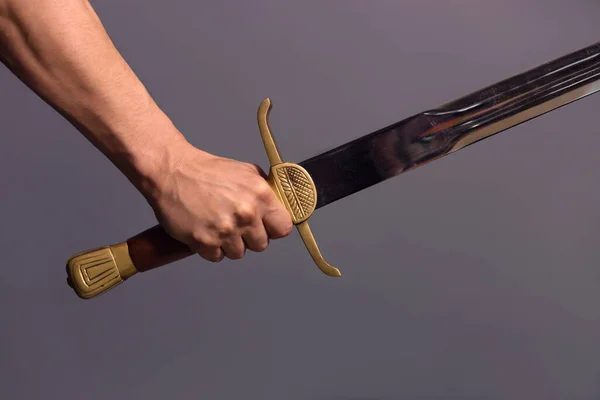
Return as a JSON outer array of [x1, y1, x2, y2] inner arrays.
[[0, 0, 186, 193], [0, 0, 292, 262]]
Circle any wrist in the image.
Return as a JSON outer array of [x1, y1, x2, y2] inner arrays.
[[97, 103, 190, 201], [66, 79, 201, 203], [119, 117, 191, 202]]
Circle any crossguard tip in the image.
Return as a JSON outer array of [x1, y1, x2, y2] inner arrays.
[[258, 98, 341, 277]]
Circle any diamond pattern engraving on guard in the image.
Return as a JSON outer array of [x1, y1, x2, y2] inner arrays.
[[272, 163, 317, 224]]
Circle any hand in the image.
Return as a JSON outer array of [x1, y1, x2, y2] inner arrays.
[[144, 141, 293, 262]]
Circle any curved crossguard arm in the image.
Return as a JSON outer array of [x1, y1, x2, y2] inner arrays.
[[257, 98, 341, 278], [65, 98, 339, 300]]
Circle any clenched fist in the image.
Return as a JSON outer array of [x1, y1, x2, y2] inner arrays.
[[143, 141, 293, 262]]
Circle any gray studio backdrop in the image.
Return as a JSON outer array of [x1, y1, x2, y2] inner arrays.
[[1, 1, 600, 399]]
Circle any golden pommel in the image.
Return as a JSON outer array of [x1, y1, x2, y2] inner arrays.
[[66, 243, 138, 299]]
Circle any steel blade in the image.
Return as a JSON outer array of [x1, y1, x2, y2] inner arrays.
[[300, 42, 600, 209]]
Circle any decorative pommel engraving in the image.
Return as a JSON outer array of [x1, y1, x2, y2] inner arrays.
[[66, 242, 137, 299], [257, 98, 341, 277]]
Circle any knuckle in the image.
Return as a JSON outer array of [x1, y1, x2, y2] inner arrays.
[[255, 181, 274, 202], [189, 232, 206, 248], [235, 202, 256, 224], [191, 231, 219, 248], [215, 219, 235, 237]]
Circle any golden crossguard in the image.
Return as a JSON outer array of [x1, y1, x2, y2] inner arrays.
[[66, 98, 340, 299], [258, 98, 341, 278]]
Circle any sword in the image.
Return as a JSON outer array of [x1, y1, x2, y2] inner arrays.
[[66, 42, 600, 299]]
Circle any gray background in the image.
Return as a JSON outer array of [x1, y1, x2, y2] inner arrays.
[[1, 1, 600, 399]]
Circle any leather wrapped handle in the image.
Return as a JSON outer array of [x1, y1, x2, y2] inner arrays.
[[122, 225, 193, 272]]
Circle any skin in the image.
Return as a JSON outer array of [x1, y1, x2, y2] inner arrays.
[[0, 0, 293, 262]]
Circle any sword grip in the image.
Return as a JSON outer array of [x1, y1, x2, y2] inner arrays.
[[127, 225, 193, 269]]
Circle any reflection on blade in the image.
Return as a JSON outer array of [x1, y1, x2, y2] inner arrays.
[[300, 42, 600, 209]]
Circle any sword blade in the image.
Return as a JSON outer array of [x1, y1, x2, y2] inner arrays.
[[301, 42, 600, 209]]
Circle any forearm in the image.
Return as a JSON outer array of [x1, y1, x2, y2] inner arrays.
[[0, 0, 187, 193]]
